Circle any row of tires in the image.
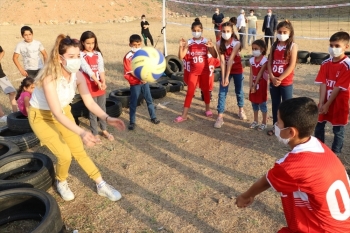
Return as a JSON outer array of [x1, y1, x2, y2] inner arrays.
[[0, 142, 63, 232]]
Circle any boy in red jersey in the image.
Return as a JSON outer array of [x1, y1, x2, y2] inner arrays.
[[314, 31, 350, 154], [236, 97, 350, 233]]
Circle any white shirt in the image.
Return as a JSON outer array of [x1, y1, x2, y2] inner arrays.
[[14, 40, 45, 70], [30, 73, 77, 110], [236, 14, 246, 29]]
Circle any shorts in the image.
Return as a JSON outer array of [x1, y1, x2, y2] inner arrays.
[[0, 76, 16, 94], [251, 102, 267, 113]]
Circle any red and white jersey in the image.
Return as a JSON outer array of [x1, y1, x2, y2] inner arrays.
[[187, 37, 210, 75], [206, 54, 220, 91], [80, 51, 105, 97], [267, 136, 350, 233], [123, 51, 142, 86], [183, 53, 190, 85], [315, 56, 350, 126], [249, 56, 268, 104], [216, 38, 243, 74], [270, 43, 295, 86]]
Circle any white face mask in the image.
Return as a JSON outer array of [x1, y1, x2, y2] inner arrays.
[[274, 123, 290, 145], [328, 47, 343, 58], [252, 50, 261, 57], [142, 19, 145, 22], [267, 13, 272, 16], [192, 32, 202, 39], [250, 13, 254, 16], [61, 56, 81, 73], [215, 11, 219, 14], [131, 47, 141, 53], [277, 33, 289, 42], [221, 33, 232, 40]]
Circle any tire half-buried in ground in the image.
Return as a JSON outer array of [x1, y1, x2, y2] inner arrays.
[[0, 188, 64, 233], [7, 111, 33, 133], [0, 152, 55, 191], [0, 126, 39, 151]]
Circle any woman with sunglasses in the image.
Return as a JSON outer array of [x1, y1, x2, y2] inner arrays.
[[29, 34, 125, 202]]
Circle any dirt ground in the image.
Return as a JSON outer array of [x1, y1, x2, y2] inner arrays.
[[0, 19, 350, 233]]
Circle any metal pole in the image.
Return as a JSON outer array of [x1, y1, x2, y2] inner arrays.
[[162, 0, 168, 56]]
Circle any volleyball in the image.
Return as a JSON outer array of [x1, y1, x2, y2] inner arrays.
[[131, 47, 166, 82]]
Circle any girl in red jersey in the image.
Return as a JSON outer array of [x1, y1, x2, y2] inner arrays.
[[175, 18, 217, 122], [80, 31, 114, 142], [266, 20, 298, 136], [200, 53, 220, 101], [214, 22, 246, 129], [248, 39, 268, 131]]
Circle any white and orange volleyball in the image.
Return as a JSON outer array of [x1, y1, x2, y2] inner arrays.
[[131, 47, 166, 82]]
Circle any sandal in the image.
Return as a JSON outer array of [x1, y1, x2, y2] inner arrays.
[[258, 124, 267, 131], [205, 110, 213, 117], [174, 116, 187, 123], [102, 132, 114, 141], [249, 121, 258, 129]]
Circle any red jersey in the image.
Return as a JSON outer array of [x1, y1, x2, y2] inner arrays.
[[123, 51, 142, 86], [270, 43, 295, 86], [183, 53, 190, 85], [187, 38, 210, 75], [216, 39, 243, 74], [267, 136, 350, 233], [81, 51, 105, 97], [249, 56, 268, 104], [205, 54, 220, 91], [315, 57, 350, 126]]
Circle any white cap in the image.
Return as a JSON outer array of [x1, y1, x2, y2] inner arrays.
[[241, 9, 245, 13]]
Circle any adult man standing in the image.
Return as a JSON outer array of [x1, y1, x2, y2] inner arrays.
[[236, 9, 247, 49], [262, 9, 277, 48], [247, 9, 258, 46], [212, 8, 224, 40]]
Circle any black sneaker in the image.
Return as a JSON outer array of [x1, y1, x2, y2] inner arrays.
[[151, 118, 160, 124], [128, 123, 135, 130]]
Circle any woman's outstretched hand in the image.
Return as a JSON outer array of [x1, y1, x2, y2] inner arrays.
[[107, 117, 126, 131], [80, 131, 97, 147]]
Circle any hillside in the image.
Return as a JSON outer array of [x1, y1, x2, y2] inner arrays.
[[0, 0, 164, 24]]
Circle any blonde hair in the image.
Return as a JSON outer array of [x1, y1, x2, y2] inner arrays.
[[36, 34, 80, 86]]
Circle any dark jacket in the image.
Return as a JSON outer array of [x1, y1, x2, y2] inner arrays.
[[262, 14, 277, 32]]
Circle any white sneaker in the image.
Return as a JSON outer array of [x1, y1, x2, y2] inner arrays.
[[97, 182, 122, 201], [214, 117, 224, 129], [0, 115, 7, 123], [56, 180, 75, 201]]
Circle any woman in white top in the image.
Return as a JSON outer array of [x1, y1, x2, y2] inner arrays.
[[29, 34, 125, 202]]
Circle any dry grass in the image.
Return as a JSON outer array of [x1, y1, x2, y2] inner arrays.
[[0, 19, 349, 232]]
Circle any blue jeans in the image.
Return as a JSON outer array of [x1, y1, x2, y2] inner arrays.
[[130, 83, 156, 124], [248, 28, 257, 45], [217, 73, 244, 114], [314, 121, 344, 153], [270, 83, 293, 124], [251, 102, 267, 113]]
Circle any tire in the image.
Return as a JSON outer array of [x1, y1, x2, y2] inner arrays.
[[297, 58, 308, 64], [70, 99, 88, 118], [0, 152, 55, 191], [0, 188, 64, 233], [165, 55, 183, 77], [157, 80, 184, 92], [105, 98, 122, 118], [149, 83, 167, 99], [310, 52, 329, 60], [170, 72, 186, 86], [297, 50, 310, 59], [0, 126, 39, 151], [310, 58, 326, 65], [6, 112, 33, 133], [156, 76, 171, 82], [109, 88, 144, 108], [0, 140, 20, 160]]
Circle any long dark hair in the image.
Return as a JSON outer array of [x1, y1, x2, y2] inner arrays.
[[219, 22, 239, 54], [80, 31, 102, 56], [271, 20, 294, 61], [252, 39, 267, 55], [15, 77, 34, 100]]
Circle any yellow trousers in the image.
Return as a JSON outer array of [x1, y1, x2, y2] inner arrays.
[[28, 105, 101, 181]]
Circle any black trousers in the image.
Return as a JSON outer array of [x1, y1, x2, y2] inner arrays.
[[142, 33, 154, 46], [264, 28, 275, 48]]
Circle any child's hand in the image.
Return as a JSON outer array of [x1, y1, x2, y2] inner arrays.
[[20, 69, 28, 77], [141, 80, 147, 84], [221, 77, 229, 87], [319, 103, 329, 114], [179, 38, 187, 48], [206, 39, 214, 48], [96, 81, 102, 90], [235, 194, 254, 208], [250, 85, 256, 93], [101, 82, 107, 90]]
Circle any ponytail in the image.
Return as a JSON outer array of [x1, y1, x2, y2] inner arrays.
[[15, 77, 34, 100]]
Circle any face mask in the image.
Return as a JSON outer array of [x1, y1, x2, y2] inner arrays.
[[277, 33, 289, 42], [192, 32, 202, 39], [142, 19, 145, 22], [274, 123, 290, 145], [250, 13, 254, 16], [267, 13, 272, 16], [222, 33, 232, 40], [328, 47, 343, 58], [252, 50, 261, 57], [215, 11, 219, 14], [131, 47, 141, 53], [61, 57, 81, 73]]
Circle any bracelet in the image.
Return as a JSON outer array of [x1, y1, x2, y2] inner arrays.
[[105, 115, 109, 122]]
